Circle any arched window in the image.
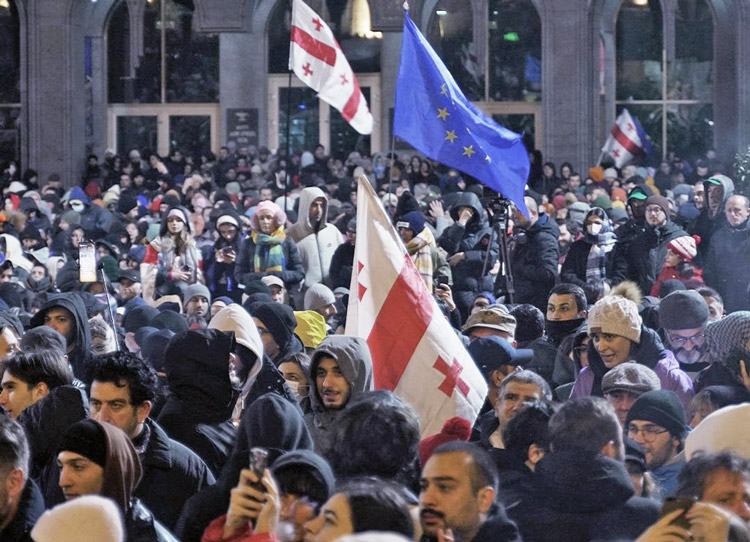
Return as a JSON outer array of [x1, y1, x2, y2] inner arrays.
[[615, 0, 713, 160], [0, 0, 20, 163]]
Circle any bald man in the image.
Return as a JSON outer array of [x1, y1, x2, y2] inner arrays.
[[705, 194, 750, 312], [508, 196, 559, 311]]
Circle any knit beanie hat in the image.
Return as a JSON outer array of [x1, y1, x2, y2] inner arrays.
[[685, 403, 750, 460], [658, 279, 686, 299], [658, 290, 709, 330], [117, 192, 138, 214], [59, 418, 107, 467], [587, 295, 642, 343], [184, 283, 211, 306], [601, 362, 661, 395], [250, 301, 297, 351], [304, 283, 336, 312], [625, 390, 687, 438], [668, 235, 700, 262], [151, 309, 189, 334], [31, 496, 124, 542], [418, 416, 472, 467], [122, 305, 159, 333], [294, 310, 328, 349], [644, 195, 670, 217], [396, 211, 425, 234]]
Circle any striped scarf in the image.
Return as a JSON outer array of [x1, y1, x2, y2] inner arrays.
[[252, 226, 286, 272]]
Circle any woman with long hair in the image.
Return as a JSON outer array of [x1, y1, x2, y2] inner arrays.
[[141, 205, 203, 304]]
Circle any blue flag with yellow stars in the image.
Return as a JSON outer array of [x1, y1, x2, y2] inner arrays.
[[394, 10, 530, 215]]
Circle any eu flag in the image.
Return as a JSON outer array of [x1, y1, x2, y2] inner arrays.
[[394, 11, 530, 215]]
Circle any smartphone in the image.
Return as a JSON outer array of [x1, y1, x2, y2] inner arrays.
[[248, 447, 269, 493], [79, 241, 97, 283], [660, 496, 696, 530]]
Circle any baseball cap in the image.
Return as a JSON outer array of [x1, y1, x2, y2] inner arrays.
[[462, 306, 516, 337], [467, 336, 533, 376], [118, 269, 140, 283]]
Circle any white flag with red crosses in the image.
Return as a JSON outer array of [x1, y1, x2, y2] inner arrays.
[[601, 108, 649, 168], [345, 177, 487, 437], [289, 0, 373, 135]]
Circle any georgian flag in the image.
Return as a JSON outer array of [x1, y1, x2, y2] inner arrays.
[[289, 0, 373, 135], [345, 177, 487, 436], [602, 108, 651, 168]]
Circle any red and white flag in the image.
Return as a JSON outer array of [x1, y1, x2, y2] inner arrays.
[[601, 108, 648, 168], [346, 177, 487, 436], [289, 0, 373, 135]]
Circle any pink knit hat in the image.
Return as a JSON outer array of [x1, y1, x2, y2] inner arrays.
[[668, 235, 700, 262], [250, 200, 287, 231]]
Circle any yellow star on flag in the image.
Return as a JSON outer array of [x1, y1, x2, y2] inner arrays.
[[437, 108, 450, 121], [440, 84, 448, 96], [462, 145, 475, 157], [445, 130, 457, 143], [485, 155, 491, 163]]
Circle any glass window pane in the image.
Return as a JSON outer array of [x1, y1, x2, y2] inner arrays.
[[329, 88, 371, 158], [0, 2, 20, 104], [268, 3, 292, 74], [279, 88, 319, 152], [616, 2, 663, 101], [488, 0, 541, 102], [670, 0, 713, 101], [116, 116, 158, 157], [492, 113, 535, 151], [169, 115, 211, 157], [165, 2, 219, 103], [616, 104, 661, 161], [427, 1, 482, 101], [666, 103, 713, 159], [0, 107, 20, 163]]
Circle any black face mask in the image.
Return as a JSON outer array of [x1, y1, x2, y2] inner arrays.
[[546, 317, 585, 344]]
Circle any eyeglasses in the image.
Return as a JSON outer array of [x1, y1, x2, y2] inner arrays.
[[645, 207, 666, 215], [627, 425, 669, 442], [666, 330, 705, 347]]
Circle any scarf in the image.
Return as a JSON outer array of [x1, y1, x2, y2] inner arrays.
[[584, 218, 617, 282], [252, 226, 286, 273]]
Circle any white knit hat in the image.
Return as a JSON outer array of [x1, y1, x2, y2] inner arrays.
[[31, 495, 124, 542], [685, 403, 750, 460], [587, 295, 642, 343]]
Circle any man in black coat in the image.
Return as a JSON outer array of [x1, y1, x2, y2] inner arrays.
[[508, 196, 559, 311], [0, 417, 45, 542], [419, 441, 521, 542], [87, 351, 216, 531], [506, 397, 659, 542]]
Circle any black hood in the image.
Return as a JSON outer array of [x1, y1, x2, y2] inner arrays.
[[587, 325, 666, 396], [162, 328, 237, 418], [272, 449, 336, 502], [30, 293, 92, 362], [534, 450, 635, 513]]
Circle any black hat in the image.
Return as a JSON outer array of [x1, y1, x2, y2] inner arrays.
[[122, 305, 159, 333], [118, 269, 140, 283], [625, 390, 687, 438], [249, 302, 297, 352], [151, 310, 188, 334], [467, 336, 533, 378], [659, 290, 709, 330], [117, 192, 138, 214], [59, 419, 107, 468], [624, 438, 647, 472]]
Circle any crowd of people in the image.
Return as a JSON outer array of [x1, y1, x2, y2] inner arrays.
[[0, 143, 749, 542]]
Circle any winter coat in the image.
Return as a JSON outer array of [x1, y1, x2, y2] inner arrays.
[[560, 238, 626, 288], [650, 263, 704, 297], [0, 479, 45, 542], [304, 336, 374, 457], [204, 227, 243, 302], [136, 419, 217, 531], [627, 220, 687, 296], [30, 293, 93, 378], [126, 498, 180, 542], [17, 385, 89, 507], [506, 450, 660, 542], [157, 329, 239, 476], [234, 233, 304, 288], [175, 396, 316, 542], [469, 504, 522, 542], [704, 218, 750, 313], [329, 241, 355, 289], [471, 409, 501, 450], [689, 175, 734, 265], [570, 326, 694, 411], [286, 187, 343, 287], [438, 192, 498, 295], [67, 186, 114, 239], [509, 213, 559, 311]]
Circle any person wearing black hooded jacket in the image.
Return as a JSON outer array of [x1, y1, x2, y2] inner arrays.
[[438, 191, 498, 320], [506, 397, 659, 542], [175, 394, 317, 542], [29, 292, 95, 379], [508, 196, 559, 312]]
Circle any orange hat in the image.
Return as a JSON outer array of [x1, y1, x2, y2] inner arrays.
[[588, 166, 604, 183]]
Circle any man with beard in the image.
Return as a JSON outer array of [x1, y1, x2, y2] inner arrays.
[[0, 416, 44, 542], [419, 441, 521, 542], [183, 284, 211, 328], [659, 290, 711, 377]]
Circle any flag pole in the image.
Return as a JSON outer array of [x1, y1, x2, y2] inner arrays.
[[284, 4, 293, 218], [596, 150, 606, 166]]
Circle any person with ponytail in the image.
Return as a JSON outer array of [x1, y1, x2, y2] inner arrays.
[[235, 200, 304, 292], [141, 206, 203, 304]]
